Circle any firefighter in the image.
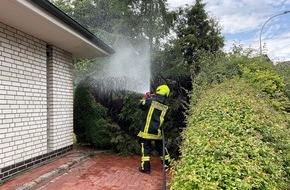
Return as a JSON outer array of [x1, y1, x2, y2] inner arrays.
[[137, 84, 171, 174]]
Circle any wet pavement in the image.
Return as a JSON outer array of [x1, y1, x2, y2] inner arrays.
[[0, 147, 171, 190]]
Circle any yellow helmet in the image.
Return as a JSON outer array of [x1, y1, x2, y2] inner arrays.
[[156, 84, 170, 97]]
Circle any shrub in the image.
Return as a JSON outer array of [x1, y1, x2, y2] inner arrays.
[[275, 63, 290, 101], [240, 61, 290, 112], [85, 118, 117, 149], [194, 52, 290, 112], [171, 79, 290, 189], [73, 82, 118, 149], [112, 93, 142, 155]]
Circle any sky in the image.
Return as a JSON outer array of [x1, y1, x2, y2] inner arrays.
[[167, 0, 290, 63]]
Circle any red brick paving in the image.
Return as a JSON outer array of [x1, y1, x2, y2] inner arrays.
[[0, 147, 171, 190], [38, 154, 169, 190], [1, 150, 86, 190]]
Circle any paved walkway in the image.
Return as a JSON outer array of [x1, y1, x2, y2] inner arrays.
[[0, 147, 171, 190]]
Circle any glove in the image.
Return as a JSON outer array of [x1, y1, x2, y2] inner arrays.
[[144, 92, 151, 99]]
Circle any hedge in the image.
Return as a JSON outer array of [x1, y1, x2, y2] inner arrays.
[[170, 78, 290, 189]]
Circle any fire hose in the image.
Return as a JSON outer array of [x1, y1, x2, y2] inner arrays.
[[161, 126, 167, 190]]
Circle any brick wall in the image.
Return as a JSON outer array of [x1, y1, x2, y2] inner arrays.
[[0, 22, 73, 180], [0, 22, 48, 169], [47, 46, 74, 151]]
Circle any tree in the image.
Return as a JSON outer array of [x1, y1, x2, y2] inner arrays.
[[49, 0, 73, 16], [175, 0, 224, 74], [135, 0, 173, 52]]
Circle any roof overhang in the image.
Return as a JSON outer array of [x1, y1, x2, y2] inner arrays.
[[0, 0, 115, 59]]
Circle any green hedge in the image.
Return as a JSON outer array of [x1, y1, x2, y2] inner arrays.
[[275, 63, 290, 103], [171, 78, 290, 189]]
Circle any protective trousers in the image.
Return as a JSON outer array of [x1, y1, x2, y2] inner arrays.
[[140, 138, 170, 173]]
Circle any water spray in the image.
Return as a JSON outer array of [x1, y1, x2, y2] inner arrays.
[[100, 40, 151, 94], [89, 36, 170, 188]]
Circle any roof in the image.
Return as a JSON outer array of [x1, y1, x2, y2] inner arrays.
[[0, 0, 115, 59]]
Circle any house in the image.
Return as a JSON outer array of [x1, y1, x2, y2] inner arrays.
[[0, 0, 114, 181]]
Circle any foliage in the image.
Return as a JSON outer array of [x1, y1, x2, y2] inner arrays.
[[148, 0, 226, 158], [194, 50, 290, 112], [73, 58, 108, 85], [275, 62, 290, 100], [50, 0, 174, 49], [170, 50, 290, 189], [193, 51, 238, 87], [73, 81, 119, 149], [85, 117, 118, 149], [48, 0, 73, 15], [240, 60, 290, 112], [149, 0, 227, 156], [51, 0, 129, 35], [73, 133, 77, 144], [171, 78, 290, 189], [111, 93, 143, 155], [151, 42, 188, 78], [174, 0, 224, 74], [130, 0, 174, 51]]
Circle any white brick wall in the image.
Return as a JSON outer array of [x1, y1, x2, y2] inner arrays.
[[0, 22, 48, 168], [47, 46, 73, 151], [0, 22, 74, 171]]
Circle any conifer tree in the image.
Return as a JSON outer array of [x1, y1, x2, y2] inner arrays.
[[175, 0, 224, 73]]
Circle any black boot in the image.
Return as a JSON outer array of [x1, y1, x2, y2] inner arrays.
[[139, 162, 150, 174]]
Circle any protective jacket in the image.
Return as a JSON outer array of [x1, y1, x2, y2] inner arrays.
[[137, 94, 168, 140]]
